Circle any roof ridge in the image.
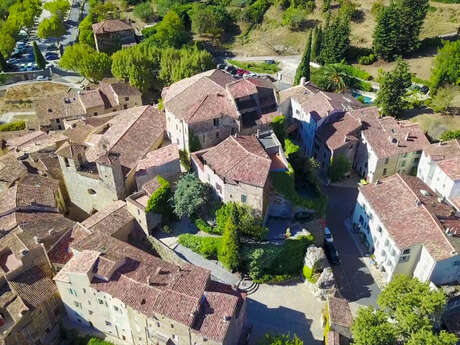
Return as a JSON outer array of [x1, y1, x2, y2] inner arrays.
[[231, 135, 270, 161], [188, 94, 211, 121]]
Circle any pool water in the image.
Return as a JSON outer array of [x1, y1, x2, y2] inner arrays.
[[352, 92, 374, 104]]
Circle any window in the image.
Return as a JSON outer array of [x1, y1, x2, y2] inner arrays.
[[56, 118, 60, 123], [114, 306, 119, 312], [241, 195, 247, 203], [89, 310, 93, 315], [123, 104, 128, 109], [383, 168, 387, 176], [403, 249, 410, 255], [93, 112, 98, 116], [125, 97, 129, 101], [399, 255, 410, 263], [359, 215, 364, 225], [68, 288, 77, 296], [213, 118, 219, 127], [64, 158, 70, 168], [216, 131, 219, 139], [216, 183, 222, 194], [377, 226, 382, 233], [384, 158, 389, 164], [400, 160, 406, 167], [88, 189, 96, 195], [156, 322, 160, 327], [73, 301, 82, 308], [98, 299, 104, 305], [83, 288, 86, 294], [171, 324, 174, 328], [105, 321, 111, 326], [88, 300, 91, 305]]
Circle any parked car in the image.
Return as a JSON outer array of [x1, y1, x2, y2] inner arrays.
[[229, 69, 237, 75], [19, 63, 26, 71], [264, 59, 276, 65], [294, 211, 314, 222], [225, 65, 235, 72], [26, 62, 33, 71], [46, 53, 59, 61], [36, 75, 51, 81], [236, 68, 247, 76], [324, 227, 333, 243], [24, 54, 34, 62], [324, 241, 340, 265], [217, 63, 226, 69]]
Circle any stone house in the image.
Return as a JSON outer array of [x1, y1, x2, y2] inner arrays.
[[279, 83, 363, 157], [327, 296, 352, 340], [35, 80, 142, 131], [162, 69, 279, 152], [56, 105, 165, 214], [92, 19, 136, 53], [0, 154, 28, 193], [135, 144, 181, 190], [52, 203, 247, 345], [5, 130, 67, 157], [351, 174, 460, 284], [352, 107, 429, 183], [417, 140, 460, 211], [191, 131, 288, 215]]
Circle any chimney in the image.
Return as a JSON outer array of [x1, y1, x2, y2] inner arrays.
[[416, 200, 422, 207], [256, 129, 260, 138], [300, 77, 306, 86]]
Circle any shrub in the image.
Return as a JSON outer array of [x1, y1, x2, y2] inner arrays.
[[270, 115, 286, 145], [179, 150, 191, 171], [358, 53, 376, 65], [440, 130, 460, 142], [284, 138, 299, 158], [178, 234, 222, 259], [242, 0, 271, 24], [195, 218, 220, 234], [227, 59, 280, 74], [142, 25, 156, 38], [281, 7, 307, 31], [303, 265, 313, 280], [145, 176, 173, 223], [134, 2, 154, 20], [0, 120, 25, 131], [173, 173, 210, 218], [218, 219, 240, 271]]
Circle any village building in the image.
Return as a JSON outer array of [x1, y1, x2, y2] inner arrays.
[[326, 297, 353, 345], [51, 202, 247, 345], [0, 154, 28, 193], [352, 107, 429, 183], [56, 105, 165, 214], [191, 131, 288, 215], [352, 174, 460, 284], [162, 69, 279, 152], [92, 19, 137, 53], [280, 83, 363, 157], [417, 140, 460, 211], [5, 130, 67, 156], [35, 81, 142, 131]]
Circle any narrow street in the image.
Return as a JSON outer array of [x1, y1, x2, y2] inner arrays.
[[323, 184, 380, 307]]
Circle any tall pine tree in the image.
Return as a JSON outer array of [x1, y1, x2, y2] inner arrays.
[[33, 41, 46, 70], [319, 14, 350, 64], [311, 25, 322, 62], [294, 30, 312, 85]]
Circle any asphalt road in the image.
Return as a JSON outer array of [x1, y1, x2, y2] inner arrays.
[[323, 185, 380, 306]]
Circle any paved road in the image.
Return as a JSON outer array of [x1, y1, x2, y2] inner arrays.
[[323, 185, 380, 307]]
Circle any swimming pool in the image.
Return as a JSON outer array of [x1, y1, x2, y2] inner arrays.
[[352, 92, 374, 104]]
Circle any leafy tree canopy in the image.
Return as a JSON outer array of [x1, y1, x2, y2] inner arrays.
[[318, 13, 350, 64], [260, 333, 304, 345], [430, 40, 460, 91], [173, 173, 210, 218], [329, 154, 351, 182], [440, 129, 460, 142], [218, 218, 240, 271], [44, 0, 70, 20], [37, 15, 66, 39], [190, 4, 232, 43]]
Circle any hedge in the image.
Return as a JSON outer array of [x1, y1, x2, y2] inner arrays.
[[178, 234, 222, 259], [145, 176, 173, 223], [0, 120, 25, 131], [195, 218, 220, 234]]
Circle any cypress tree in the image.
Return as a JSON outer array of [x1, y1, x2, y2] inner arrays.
[[0, 52, 7, 72], [311, 25, 322, 62], [319, 14, 350, 64], [294, 30, 312, 85], [33, 41, 46, 70]]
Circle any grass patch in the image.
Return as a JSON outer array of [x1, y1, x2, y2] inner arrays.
[[178, 233, 222, 259], [0, 120, 25, 131], [270, 166, 327, 217], [404, 108, 460, 140], [228, 59, 281, 74], [430, 0, 460, 3]]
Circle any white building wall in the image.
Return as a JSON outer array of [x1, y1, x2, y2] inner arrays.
[[413, 245, 436, 283], [430, 255, 460, 285]]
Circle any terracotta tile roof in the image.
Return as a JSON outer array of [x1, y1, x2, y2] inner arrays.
[[80, 200, 133, 236], [303, 92, 363, 121], [226, 79, 258, 99], [359, 174, 458, 260], [192, 135, 271, 187], [279, 82, 320, 104], [163, 70, 238, 123], [328, 297, 352, 329], [35, 90, 86, 125], [47, 224, 91, 265], [422, 140, 460, 161], [136, 144, 179, 172], [92, 19, 134, 34], [0, 154, 28, 187], [316, 112, 361, 151], [327, 330, 341, 345], [437, 157, 460, 181], [142, 176, 162, 196], [85, 105, 165, 171], [350, 107, 429, 159], [8, 266, 57, 309], [5, 131, 46, 148]]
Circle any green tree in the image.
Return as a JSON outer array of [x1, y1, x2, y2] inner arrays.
[[146, 176, 174, 223], [191, 4, 232, 43], [311, 25, 322, 62], [60, 43, 112, 82], [317, 64, 350, 92], [281, 7, 307, 31], [430, 86, 455, 113], [134, 2, 154, 20], [0, 52, 7, 72], [373, 0, 429, 61], [44, 0, 70, 20], [173, 173, 210, 218], [33, 41, 46, 70], [375, 58, 412, 117], [319, 13, 350, 64], [260, 333, 304, 345], [440, 129, 460, 142], [147, 10, 188, 48], [152, 0, 176, 17], [0, 33, 16, 57], [37, 15, 66, 39], [218, 218, 240, 271], [328, 154, 351, 182], [294, 30, 312, 85], [352, 307, 397, 345], [78, 14, 96, 47], [406, 330, 458, 345], [271, 115, 286, 146], [430, 40, 460, 90]]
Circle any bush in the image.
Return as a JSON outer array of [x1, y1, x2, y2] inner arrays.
[[356, 95, 365, 103], [134, 2, 154, 20], [178, 234, 222, 259], [284, 138, 299, 158], [242, 0, 271, 24], [195, 218, 220, 234], [218, 218, 240, 271], [228, 59, 280, 74], [440, 130, 460, 142], [358, 53, 376, 65], [179, 150, 191, 171], [0, 120, 25, 131], [145, 176, 173, 223], [281, 7, 308, 31], [303, 265, 313, 280]]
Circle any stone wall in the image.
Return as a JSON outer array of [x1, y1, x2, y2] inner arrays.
[[146, 235, 187, 266]]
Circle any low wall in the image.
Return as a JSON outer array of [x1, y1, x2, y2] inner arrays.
[[3, 69, 51, 84], [146, 235, 187, 266]]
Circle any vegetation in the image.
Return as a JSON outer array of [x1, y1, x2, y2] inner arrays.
[[0, 120, 25, 131], [294, 30, 312, 85], [78, 14, 96, 47], [352, 275, 457, 345], [375, 58, 412, 117], [173, 173, 210, 218], [37, 15, 66, 39], [242, 0, 271, 24], [227, 59, 280, 74], [318, 12, 351, 64], [430, 40, 460, 91], [440, 129, 460, 142], [0, 52, 7, 72], [188, 130, 201, 152], [191, 4, 233, 43], [281, 7, 309, 31], [32, 41, 46, 70], [178, 234, 222, 259], [270, 115, 286, 145], [312, 62, 373, 92], [429, 86, 455, 113], [218, 218, 240, 271], [260, 333, 304, 345], [373, 0, 429, 61], [328, 154, 351, 182], [44, 0, 70, 21], [284, 138, 300, 158], [134, 2, 154, 20], [145, 176, 174, 223], [311, 25, 322, 63]]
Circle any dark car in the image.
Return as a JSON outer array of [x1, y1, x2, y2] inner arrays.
[[294, 211, 315, 222], [324, 241, 340, 265], [420, 85, 429, 94], [264, 59, 276, 65], [217, 63, 226, 69], [225, 65, 235, 72], [229, 69, 237, 75], [46, 53, 59, 60]]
